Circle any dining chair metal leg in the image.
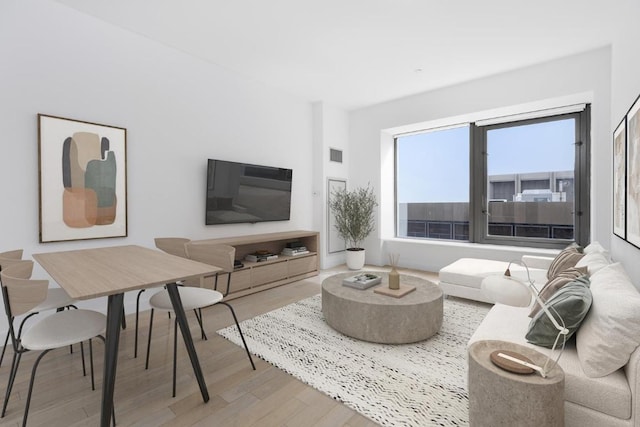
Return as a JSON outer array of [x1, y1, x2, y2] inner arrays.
[[0, 330, 9, 368], [2, 351, 22, 417], [134, 289, 145, 358], [145, 308, 155, 370], [193, 308, 207, 340], [22, 349, 52, 427], [80, 341, 86, 376], [90, 339, 95, 391], [1, 314, 36, 364], [121, 307, 126, 330], [173, 319, 178, 398], [219, 302, 255, 370]]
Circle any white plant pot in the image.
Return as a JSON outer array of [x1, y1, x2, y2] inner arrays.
[[346, 249, 366, 270]]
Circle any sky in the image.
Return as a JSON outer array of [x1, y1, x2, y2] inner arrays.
[[396, 119, 575, 203]]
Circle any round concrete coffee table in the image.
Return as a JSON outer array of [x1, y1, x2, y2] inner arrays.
[[321, 272, 443, 344]]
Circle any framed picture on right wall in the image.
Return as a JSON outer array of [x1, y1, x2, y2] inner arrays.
[[627, 95, 640, 248], [614, 117, 626, 240]]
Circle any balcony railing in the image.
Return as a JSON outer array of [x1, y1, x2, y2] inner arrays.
[[399, 201, 574, 241]]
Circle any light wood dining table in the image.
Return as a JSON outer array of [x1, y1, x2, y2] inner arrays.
[[33, 245, 221, 427]]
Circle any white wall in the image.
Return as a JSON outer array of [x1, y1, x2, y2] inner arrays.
[[609, 0, 640, 285], [349, 47, 612, 272], [0, 0, 315, 331], [311, 102, 350, 269]]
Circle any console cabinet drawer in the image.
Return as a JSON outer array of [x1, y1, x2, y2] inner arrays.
[[288, 255, 317, 277], [228, 269, 252, 292], [251, 261, 287, 287]]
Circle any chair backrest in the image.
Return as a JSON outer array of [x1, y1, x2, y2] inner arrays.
[[154, 238, 190, 258], [184, 242, 235, 273], [0, 261, 48, 317], [0, 249, 24, 269]]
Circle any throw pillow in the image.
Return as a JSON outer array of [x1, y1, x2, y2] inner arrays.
[[525, 276, 591, 348], [547, 246, 584, 280], [583, 241, 609, 257], [575, 251, 610, 275], [529, 266, 589, 318], [576, 263, 640, 377]]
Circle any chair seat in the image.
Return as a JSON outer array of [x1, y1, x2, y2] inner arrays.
[[21, 309, 106, 351], [149, 287, 223, 312], [31, 288, 76, 313]]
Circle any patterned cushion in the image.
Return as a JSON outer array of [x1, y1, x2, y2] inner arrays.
[[529, 266, 588, 318], [547, 246, 584, 280], [526, 276, 592, 348]]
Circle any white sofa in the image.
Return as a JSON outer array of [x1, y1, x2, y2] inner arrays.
[[456, 245, 640, 427]]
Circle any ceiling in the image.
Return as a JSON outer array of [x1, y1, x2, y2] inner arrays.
[[55, 0, 618, 110]]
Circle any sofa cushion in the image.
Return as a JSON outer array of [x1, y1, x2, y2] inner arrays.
[[439, 258, 546, 291], [526, 276, 592, 348], [576, 262, 640, 378], [575, 251, 610, 275], [529, 267, 589, 318], [547, 246, 584, 280], [469, 304, 632, 419], [439, 258, 509, 290], [583, 241, 610, 259]]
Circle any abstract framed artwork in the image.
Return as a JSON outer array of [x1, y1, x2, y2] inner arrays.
[[38, 114, 127, 243], [627, 95, 640, 248], [613, 117, 626, 240]]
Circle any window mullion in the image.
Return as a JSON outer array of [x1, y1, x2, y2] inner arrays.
[[469, 124, 485, 243]]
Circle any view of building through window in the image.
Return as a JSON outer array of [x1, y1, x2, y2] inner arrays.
[[486, 118, 575, 239], [396, 117, 577, 242], [396, 125, 470, 240]]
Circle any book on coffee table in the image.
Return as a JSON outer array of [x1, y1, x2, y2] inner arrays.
[[342, 273, 382, 290]]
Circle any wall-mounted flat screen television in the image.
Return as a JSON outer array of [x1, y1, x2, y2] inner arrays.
[[206, 159, 293, 225]]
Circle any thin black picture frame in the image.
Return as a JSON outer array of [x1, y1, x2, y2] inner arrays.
[[626, 94, 640, 248], [38, 114, 128, 243], [613, 116, 627, 240]]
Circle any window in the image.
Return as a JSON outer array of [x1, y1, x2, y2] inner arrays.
[[396, 125, 470, 240], [395, 106, 590, 248]]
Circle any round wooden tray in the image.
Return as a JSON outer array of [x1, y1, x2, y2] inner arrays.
[[490, 349, 535, 374]]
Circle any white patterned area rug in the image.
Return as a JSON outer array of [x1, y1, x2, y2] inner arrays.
[[217, 294, 489, 427]]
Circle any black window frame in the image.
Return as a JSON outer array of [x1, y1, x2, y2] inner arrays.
[[395, 105, 591, 249]]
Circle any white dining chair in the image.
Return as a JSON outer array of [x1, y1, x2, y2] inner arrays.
[[0, 250, 78, 369], [0, 260, 108, 426], [146, 240, 255, 397]]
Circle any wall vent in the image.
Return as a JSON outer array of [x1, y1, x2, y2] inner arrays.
[[330, 148, 343, 163]]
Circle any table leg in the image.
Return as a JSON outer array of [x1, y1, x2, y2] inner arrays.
[[101, 293, 124, 427], [165, 283, 210, 402]]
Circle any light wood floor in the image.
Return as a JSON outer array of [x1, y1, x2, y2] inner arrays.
[[0, 266, 439, 427]]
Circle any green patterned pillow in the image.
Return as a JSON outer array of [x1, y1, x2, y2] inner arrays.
[[529, 266, 589, 318], [526, 276, 592, 348]]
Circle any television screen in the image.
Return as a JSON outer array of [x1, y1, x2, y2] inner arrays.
[[206, 159, 292, 225]]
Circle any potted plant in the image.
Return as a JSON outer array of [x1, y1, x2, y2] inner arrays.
[[329, 184, 377, 270]]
